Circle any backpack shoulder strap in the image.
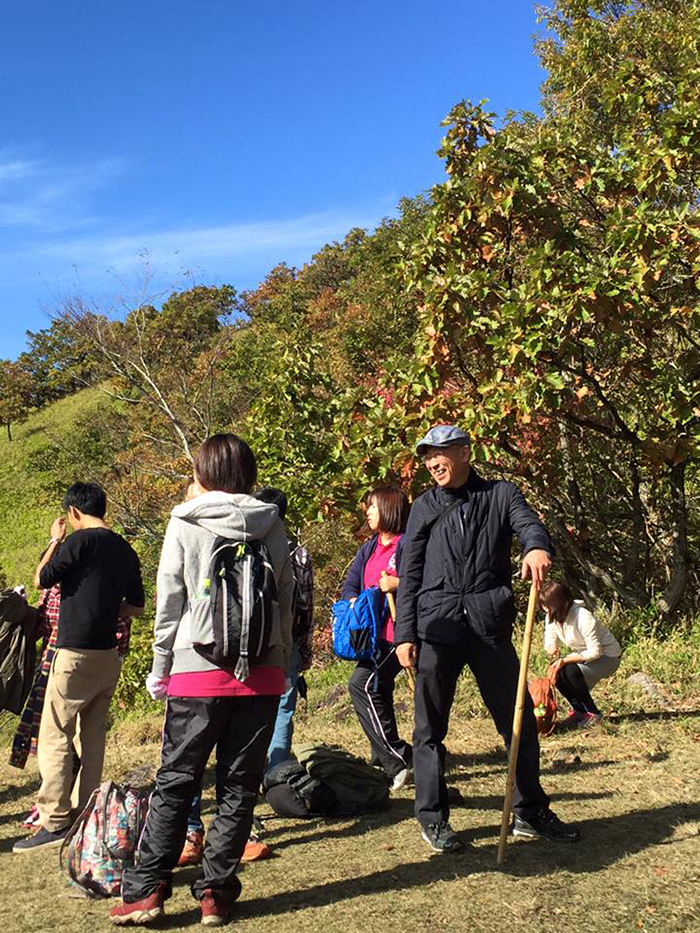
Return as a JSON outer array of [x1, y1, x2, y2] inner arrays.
[[428, 496, 465, 534], [59, 785, 101, 881]]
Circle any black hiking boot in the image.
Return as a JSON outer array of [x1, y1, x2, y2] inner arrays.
[[512, 807, 580, 843], [420, 820, 464, 853]]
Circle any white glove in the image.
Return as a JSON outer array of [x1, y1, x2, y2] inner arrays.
[[146, 673, 170, 701]]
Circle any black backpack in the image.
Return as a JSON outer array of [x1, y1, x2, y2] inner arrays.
[[190, 537, 278, 681], [0, 590, 38, 715], [263, 759, 338, 818]]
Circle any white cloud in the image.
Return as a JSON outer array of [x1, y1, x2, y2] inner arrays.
[[0, 156, 43, 183], [34, 208, 387, 273], [0, 145, 397, 303], [0, 151, 127, 232]]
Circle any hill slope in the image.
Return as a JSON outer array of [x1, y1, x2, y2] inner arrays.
[[0, 387, 106, 593]]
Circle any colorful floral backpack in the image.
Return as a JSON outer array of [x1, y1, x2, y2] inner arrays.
[[528, 673, 558, 736], [60, 779, 149, 897]]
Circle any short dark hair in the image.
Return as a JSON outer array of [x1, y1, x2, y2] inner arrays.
[[368, 485, 410, 535], [193, 434, 257, 494], [255, 487, 288, 520], [539, 581, 574, 624], [62, 482, 107, 519]]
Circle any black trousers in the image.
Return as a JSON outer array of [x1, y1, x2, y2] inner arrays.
[[348, 641, 412, 779], [121, 694, 278, 903], [413, 634, 549, 827], [555, 664, 600, 714]]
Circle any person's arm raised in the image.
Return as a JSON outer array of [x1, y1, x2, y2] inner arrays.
[[34, 517, 68, 590]]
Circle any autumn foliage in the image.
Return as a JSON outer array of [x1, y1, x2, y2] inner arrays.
[[13, 0, 700, 623]]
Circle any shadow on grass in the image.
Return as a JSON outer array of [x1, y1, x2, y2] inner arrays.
[[0, 807, 32, 828], [448, 759, 620, 780], [256, 789, 611, 853], [446, 748, 507, 768], [156, 800, 700, 925], [609, 709, 700, 723], [445, 744, 624, 781], [539, 758, 619, 776], [0, 776, 40, 808]]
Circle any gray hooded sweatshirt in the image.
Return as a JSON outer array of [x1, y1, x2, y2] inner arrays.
[[151, 491, 294, 680]]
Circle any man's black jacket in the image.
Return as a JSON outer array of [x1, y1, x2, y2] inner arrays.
[[394, 469, 552, 646]]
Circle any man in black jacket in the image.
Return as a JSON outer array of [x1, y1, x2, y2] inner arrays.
[[394, 425, 580, 852]]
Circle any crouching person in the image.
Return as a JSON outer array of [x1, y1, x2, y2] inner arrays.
[[110, 434, 293, 927], [540, 581, 622, 728]]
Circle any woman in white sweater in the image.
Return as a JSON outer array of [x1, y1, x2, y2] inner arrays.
[[540, 581, 621, 729]]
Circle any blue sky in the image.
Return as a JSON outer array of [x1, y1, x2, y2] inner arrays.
[[1, 1, 545, 359]]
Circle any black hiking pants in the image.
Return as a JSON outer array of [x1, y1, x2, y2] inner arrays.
[[555, 663, 600, 714], [413, 634, 549, 827], [121, 694, 278, 903], [348, 640, 412, 780]]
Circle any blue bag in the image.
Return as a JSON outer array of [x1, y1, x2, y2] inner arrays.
[[331, 587, 384, 661]]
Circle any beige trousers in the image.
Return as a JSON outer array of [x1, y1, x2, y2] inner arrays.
[[37, 647, 122, 832]]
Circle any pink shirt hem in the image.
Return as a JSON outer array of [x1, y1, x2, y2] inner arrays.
[[168, 666, 286, 698]]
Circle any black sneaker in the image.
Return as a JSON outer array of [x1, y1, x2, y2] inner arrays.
[[512, 808, 580, 843], [420, 820, 465, 853], [13, 825, 69, 854]]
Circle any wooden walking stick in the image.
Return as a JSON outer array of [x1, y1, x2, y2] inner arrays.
[[386, 589, 415, 693], [497, 581, 539, 865]]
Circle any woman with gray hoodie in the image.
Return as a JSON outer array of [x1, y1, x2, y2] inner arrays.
[[110, 434, 294, 928]]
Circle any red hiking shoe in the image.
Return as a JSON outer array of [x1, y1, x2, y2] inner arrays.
[[109, 882, 168, 925], [199, 888, 237, 927], [178, 829, 204, 867]]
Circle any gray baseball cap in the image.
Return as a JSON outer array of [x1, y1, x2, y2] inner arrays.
[[416, 424, 471, 456]]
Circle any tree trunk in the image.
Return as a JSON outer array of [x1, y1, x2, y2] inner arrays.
[[559, 423, 588, 538], [620, 453, 649, 601], [657, 460, 690, 616], [544, 506, 647, 609], [6, 421, 11, 442]]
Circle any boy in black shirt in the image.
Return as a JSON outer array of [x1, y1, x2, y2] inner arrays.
[[14, 482, 145, 853]]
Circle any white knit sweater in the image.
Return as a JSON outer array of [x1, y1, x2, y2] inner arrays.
[[544, 601, 621, 662]]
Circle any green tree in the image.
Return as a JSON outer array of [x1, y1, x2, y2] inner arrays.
[[0, 360, 33, 441], [19, 317, 101, 407], [390, 1, 700, 614]]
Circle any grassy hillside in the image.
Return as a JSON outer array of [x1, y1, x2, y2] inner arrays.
[[0, 387, 106, 594], [1, 695, 699, 933]]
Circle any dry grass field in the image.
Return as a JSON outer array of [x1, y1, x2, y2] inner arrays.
[[1, 667, 699, 933]]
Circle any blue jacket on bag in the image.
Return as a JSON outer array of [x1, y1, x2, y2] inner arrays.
[[394, 469, 553, 647], [340, 534, 405, 601]]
